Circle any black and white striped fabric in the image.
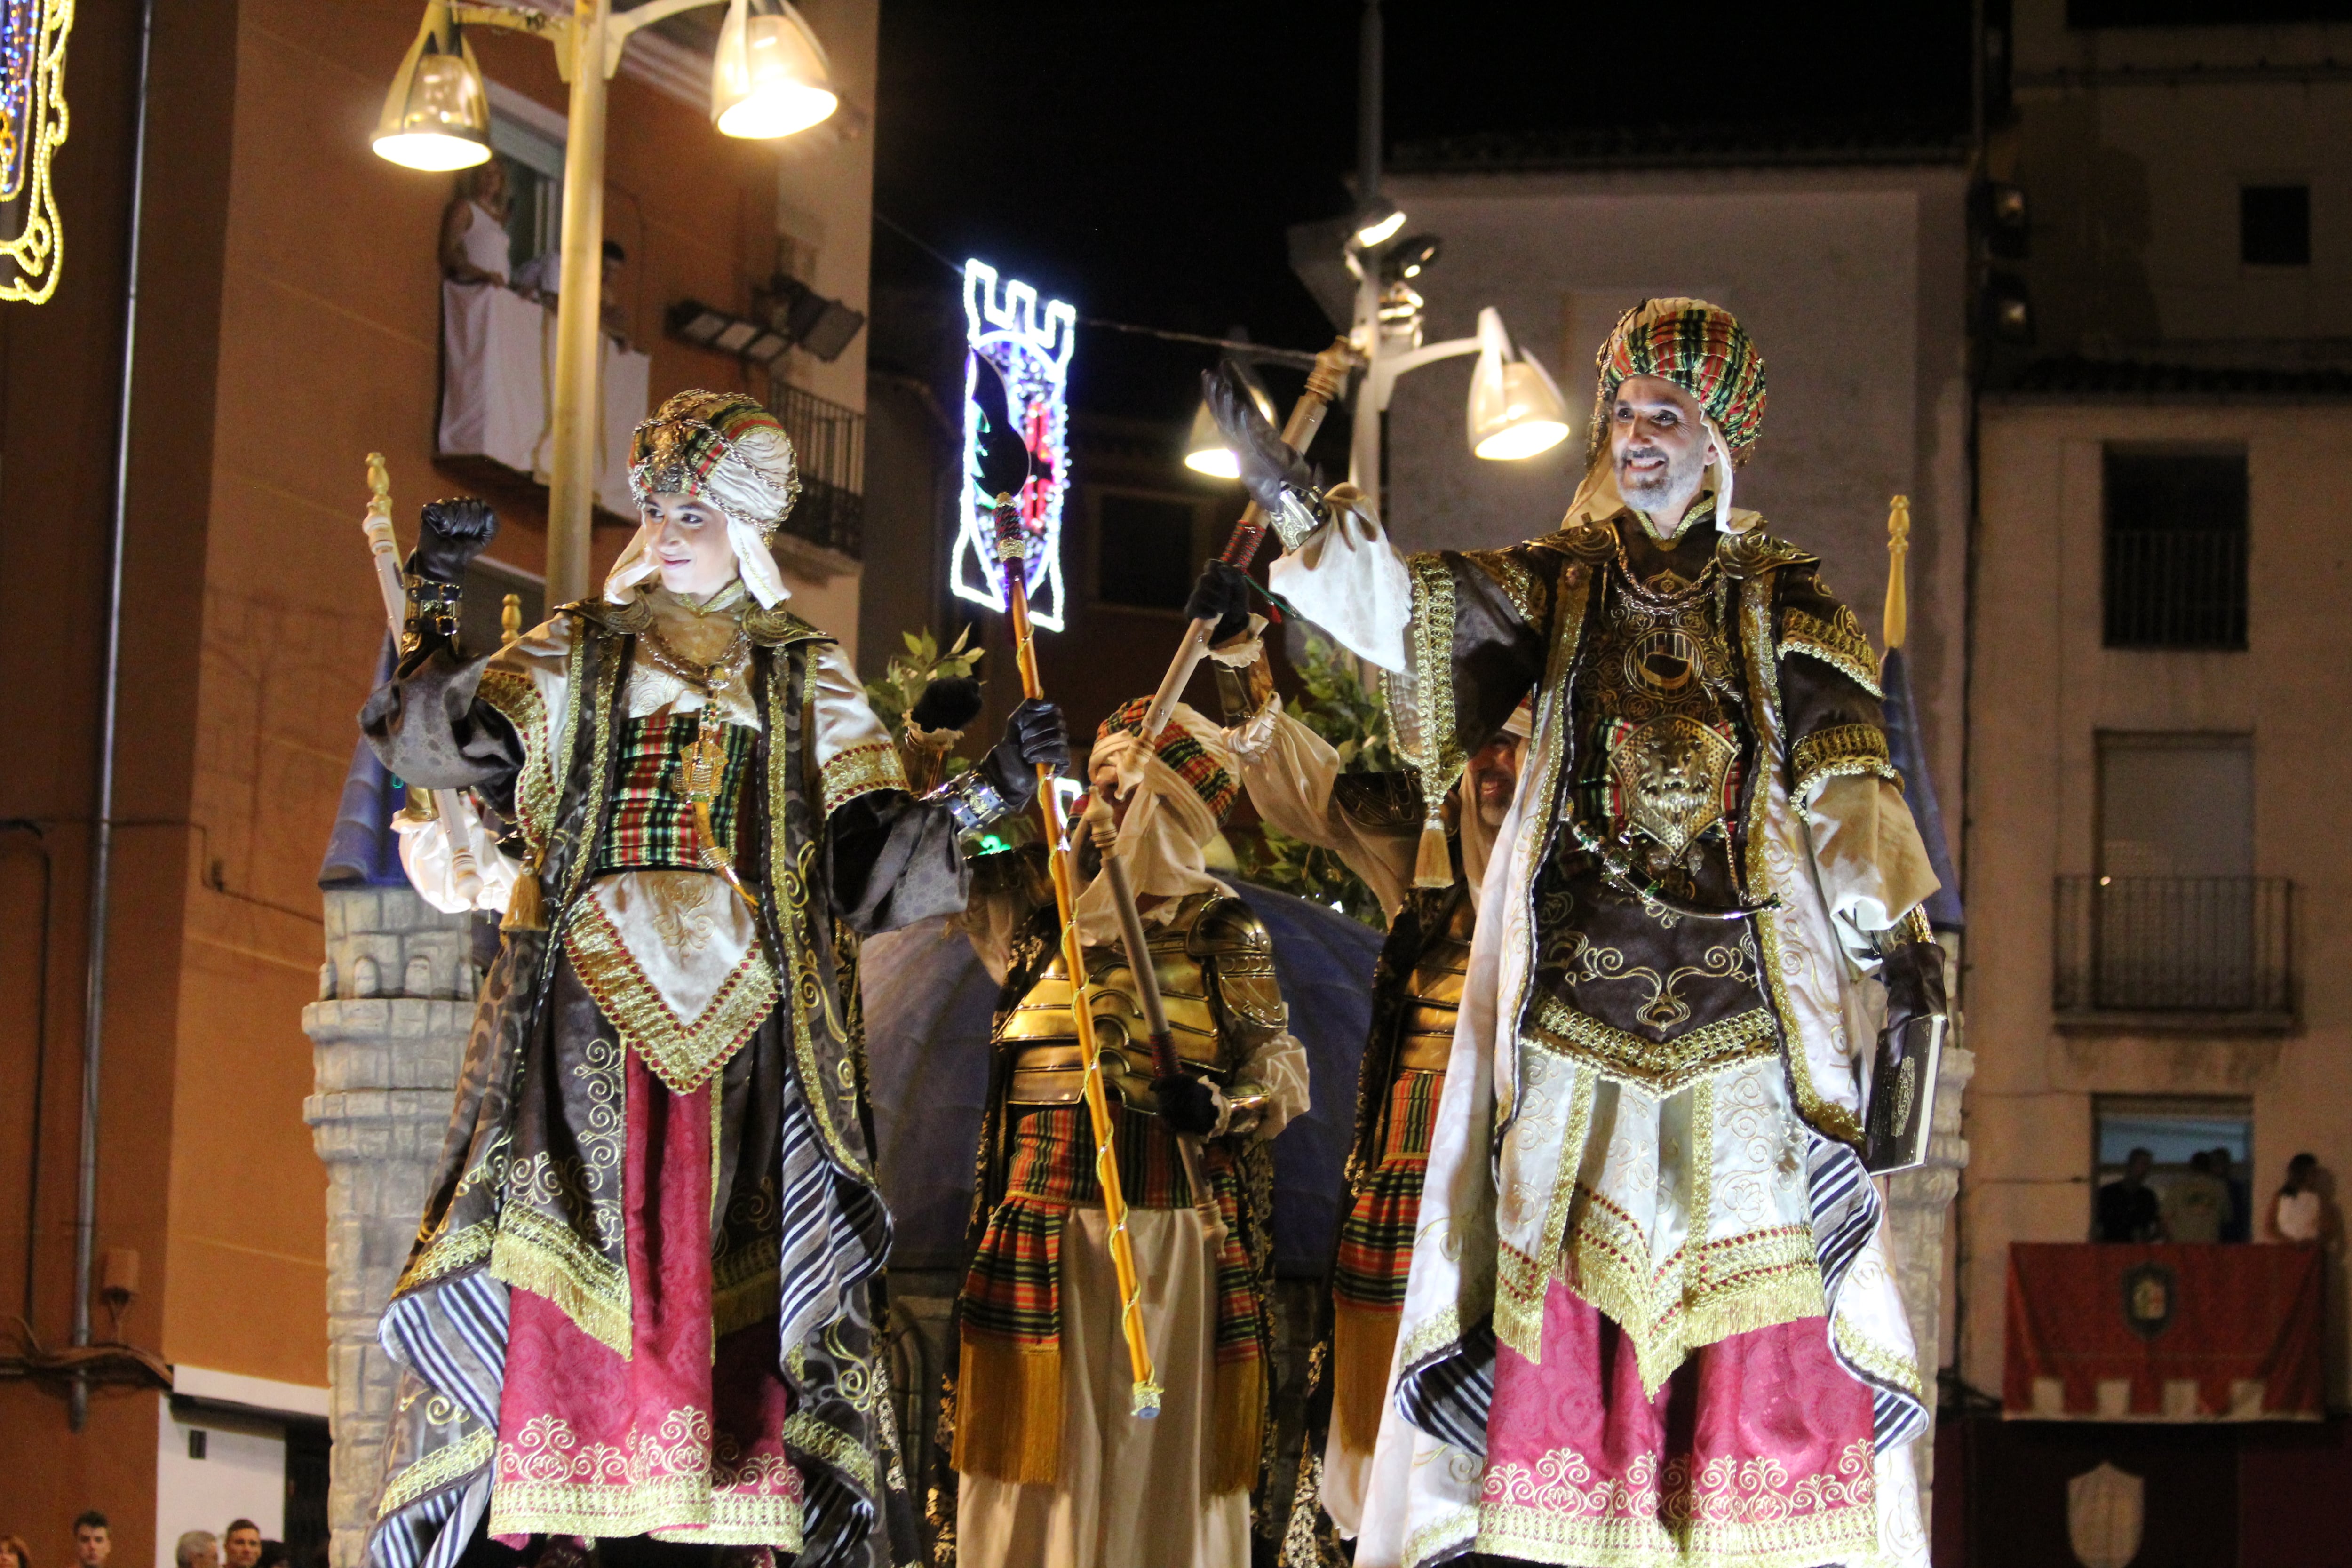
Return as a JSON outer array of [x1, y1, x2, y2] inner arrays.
[[368, 1272, 510, 1568], [1806, 1131, 1929, 1449], [1393, 1317, 1498, 1457]]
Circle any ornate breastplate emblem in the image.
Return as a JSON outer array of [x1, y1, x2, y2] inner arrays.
[[1609, 714, 1738, 859], [1583, 549, 1742, 869]]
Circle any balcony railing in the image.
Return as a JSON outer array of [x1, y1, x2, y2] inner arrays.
[[2053, 875, 2293, 1027], [769, 381, 864, 560], [2104, 527, 2247, 649]]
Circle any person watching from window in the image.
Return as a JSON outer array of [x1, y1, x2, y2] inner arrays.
[[438, 159, 513, 288], [2095, 1147, 2164, 1242]]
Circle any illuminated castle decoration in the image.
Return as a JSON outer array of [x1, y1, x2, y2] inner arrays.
[[951, 257, 1075, 631], [0, 0, 70, 304]]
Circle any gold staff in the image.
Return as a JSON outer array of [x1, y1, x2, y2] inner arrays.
[[991, 490, 1163, 1417]]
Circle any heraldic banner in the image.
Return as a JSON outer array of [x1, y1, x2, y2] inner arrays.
[[2003, 1242, 2323, 1421]]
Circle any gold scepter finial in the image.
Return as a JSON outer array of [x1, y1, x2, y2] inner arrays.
[[1883, 495, 1911, 653], [366, 452, 392, 521]]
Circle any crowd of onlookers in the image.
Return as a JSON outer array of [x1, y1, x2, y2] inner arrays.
[[0, 1512, 297, 1568], [2095, 1148, 2338, 1245]]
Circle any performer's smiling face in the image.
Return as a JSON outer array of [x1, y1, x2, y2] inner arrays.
[[1609, 374, 1711, 533], [1468, 736, 1520, 830], [641, 491, 740, 597]]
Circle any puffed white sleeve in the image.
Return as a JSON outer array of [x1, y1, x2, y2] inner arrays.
[[1264, 492, 1414, 674]]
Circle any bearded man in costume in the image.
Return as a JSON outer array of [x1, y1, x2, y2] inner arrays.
[[1198, 610, 1528, 1550], [947, 699, 1310, 1568], [1203, 298, 1946, 1568], [359, 390, 1067, 1568]]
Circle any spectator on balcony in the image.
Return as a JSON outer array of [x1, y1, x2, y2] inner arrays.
[[2162, 1150, 2231, 1243], [2213, 1147, 2252, 1242], [2267, 1153, 2333, 1247], [438, 159, 512, 289], [2095, 1147, 2164, 1242], [512, 238, 629, 344]]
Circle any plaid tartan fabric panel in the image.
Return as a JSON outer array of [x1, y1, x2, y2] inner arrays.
[[1333, 1069, 1444, 1311], [964, 1103, 1263, 1363], [592, 712, 755, 874], [959, 1194, 1065, 1350]]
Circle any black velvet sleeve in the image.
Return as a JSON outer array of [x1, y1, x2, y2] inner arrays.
[[828, 790, 975, 936], [1772, 563, 1899, 803], [1438, 545, 1561, 760], [358, 643, 525, 812]]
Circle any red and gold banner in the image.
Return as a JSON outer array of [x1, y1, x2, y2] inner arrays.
[[2003, 1242, 2322, 1421]]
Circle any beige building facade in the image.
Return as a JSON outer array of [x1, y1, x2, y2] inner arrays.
[[1962, 0, 2352, 1409]]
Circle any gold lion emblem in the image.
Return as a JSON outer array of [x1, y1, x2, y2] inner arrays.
[[1608, 715, 1736, 859]]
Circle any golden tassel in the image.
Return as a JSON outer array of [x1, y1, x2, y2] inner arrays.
[[951, 1333, 1063, 1485], [1330, 1299, 1404, 1460], [1208, 1353, 1267, 1495], [501, 859, 546, 932], [1412, 804, 1453, 889]]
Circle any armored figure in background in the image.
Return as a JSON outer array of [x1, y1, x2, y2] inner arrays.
[[948, 699, 1309, 1568]]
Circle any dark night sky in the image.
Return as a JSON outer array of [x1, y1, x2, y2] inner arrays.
[[871, 1, 1976, 421]]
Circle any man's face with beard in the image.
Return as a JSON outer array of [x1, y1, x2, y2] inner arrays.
[[1609, 374, 1710, 537], [1467, 736, 1520, 830]]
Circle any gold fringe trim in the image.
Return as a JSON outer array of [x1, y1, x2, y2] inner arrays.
[[561, 896, 780, 1095], [1330, 1298, 1401, 1464], [1414, 817, 1454, 889], [1209, 1353, 1266, 1496], [711, 1256, 782, 1343], [377, 1429, 492, 1519], [490, 1212, 632, 1356], [1780, 606, 1885, 697], [951, 1332, 1061, 1484]]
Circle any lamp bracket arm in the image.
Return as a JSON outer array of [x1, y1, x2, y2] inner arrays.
[[450, 2, 573, 78], [1372, 335, 1481, 410], [602, 0, 727, 75]]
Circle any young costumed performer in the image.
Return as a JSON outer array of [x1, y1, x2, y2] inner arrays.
[[360, 390, 1066, 1568]]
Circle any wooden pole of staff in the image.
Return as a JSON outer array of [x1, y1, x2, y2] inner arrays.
[[993, 493, 1162, 1417], [1138, 338, 1357, 741]]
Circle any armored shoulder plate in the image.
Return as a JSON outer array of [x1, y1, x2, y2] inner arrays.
[[1715, 524, 1814, 580], [1189, 893, 1286, 1037], [1331, 771, 1423, 832], [567, 594, 654, 635], [743, 604, 827, 648], [1528, 515, 1619, 564]]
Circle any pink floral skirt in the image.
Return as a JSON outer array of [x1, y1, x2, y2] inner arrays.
[[489, 1049, 803, 1548], [1477, 1278, 1878, 1568]]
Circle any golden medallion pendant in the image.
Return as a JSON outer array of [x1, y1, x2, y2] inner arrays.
[[1607, 714, 1736, 860]]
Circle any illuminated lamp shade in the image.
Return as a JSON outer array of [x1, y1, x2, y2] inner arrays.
[[1353, 194, 1406, 249], [373, 2, 491, 171], [1183, 375, 1274, 479], [712, 0, 839, 140], [1467, 306, 1571, 461]]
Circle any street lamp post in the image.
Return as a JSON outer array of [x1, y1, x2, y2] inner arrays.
[[374, 0, 840, 604]]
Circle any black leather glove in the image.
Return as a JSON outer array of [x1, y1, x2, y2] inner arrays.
[[1153, 1073, 1220, 1137], [406, 497, 499, 586], [1202, 364, 1321, 544], [978, 698, 1069, 811], [1184, 561, 1254, 645], [1879, 937, 1948, 1040], [909, 676, 984, 734]]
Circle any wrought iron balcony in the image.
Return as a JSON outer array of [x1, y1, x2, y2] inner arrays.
[[768, 381, 864, 561], [2053, 875, 2294, 1030]]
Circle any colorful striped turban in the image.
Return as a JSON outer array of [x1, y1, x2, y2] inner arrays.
[[610, 390, 803, 607], [1587, 297, 1767, 468], [1095, 697, 1238, 826]]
